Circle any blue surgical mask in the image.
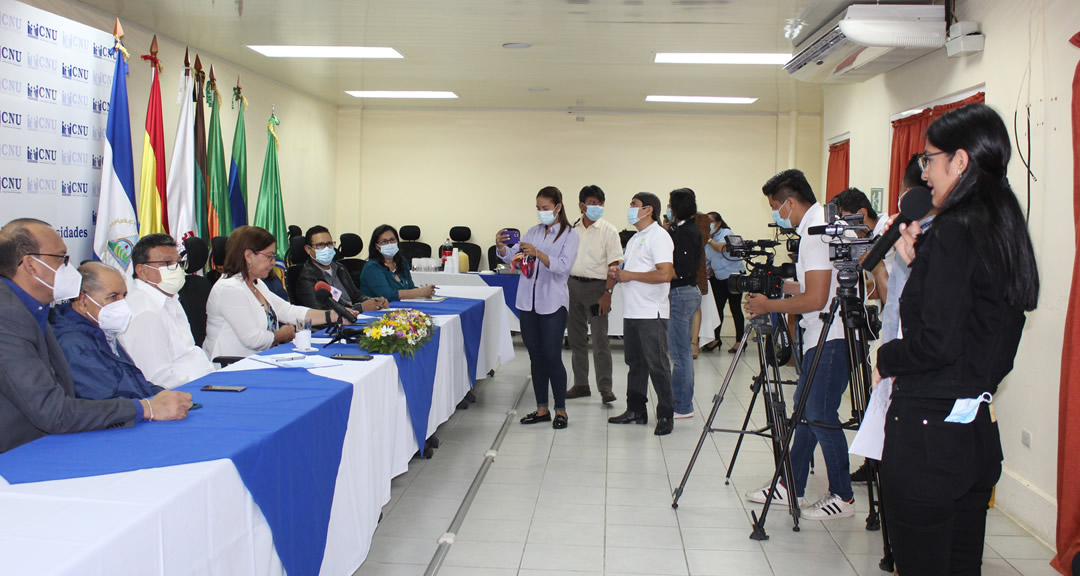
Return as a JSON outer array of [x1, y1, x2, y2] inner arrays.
[[627, 207, 641, 226], [379, 243, 399, 258], [538, 210, 556, 226], [944, 392, 993, 424], [585, 205, 604, 221], [709, 223, 717, 236], [771, 199, 792, 229], [314, 247, 336, 266], [666, 207, 673, 222]]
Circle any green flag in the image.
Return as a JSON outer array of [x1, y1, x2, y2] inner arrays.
[[193, 57, 208, 240], [228, 82, 248, 229], [254, 114, 288, 261], [205, 67, 232, 238]]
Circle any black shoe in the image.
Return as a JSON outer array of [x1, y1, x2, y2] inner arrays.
[[608, 410, 648, 424], [552, 414, 568, 429], [566, 387, 592, 399], [850, 462, 872, 484], [520, 410, 552, 424], [701, 340, 721, 353], [600, 391, 617, 404], [654, 417, 673, 436]]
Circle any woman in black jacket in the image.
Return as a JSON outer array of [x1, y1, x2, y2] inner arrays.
[[874, 103, 1039, 576]]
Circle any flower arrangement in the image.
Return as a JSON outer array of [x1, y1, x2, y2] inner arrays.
[[358, 309, 436, 357]]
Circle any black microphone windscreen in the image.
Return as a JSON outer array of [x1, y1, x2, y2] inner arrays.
[[899, 186, 933, 221]]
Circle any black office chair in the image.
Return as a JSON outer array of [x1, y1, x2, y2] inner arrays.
[[487, 245, 501, 270], [449, 226, 482, 272], [287, 225, 302, 240], [285, 236, 309, 302], [398, 225, 431, 265], [619, 229, 635, 250], [206, 236, 227, 286], [178, 236, 211, 346], [338, 233, 366, 286]]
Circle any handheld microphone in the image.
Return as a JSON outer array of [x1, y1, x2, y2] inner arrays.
[[859, 186, 933, 271], [314, 281, 357, 324]]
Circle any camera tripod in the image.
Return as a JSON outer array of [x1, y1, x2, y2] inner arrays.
[[747, 267, 894, 571], [671, 313, 804, 528]]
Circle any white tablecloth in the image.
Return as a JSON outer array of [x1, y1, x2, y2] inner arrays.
[[0, 313, 477, 576], [415, 271, 723, 341]]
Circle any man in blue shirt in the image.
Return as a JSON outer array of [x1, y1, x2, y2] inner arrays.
[[51, 262, 165, 401], [0, 218, 192, 453]]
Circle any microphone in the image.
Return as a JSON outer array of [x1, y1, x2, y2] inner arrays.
[[859, 186, 934, 271], [314, 281, 357, 324]]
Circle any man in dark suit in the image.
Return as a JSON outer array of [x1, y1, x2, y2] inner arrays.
[[0, 218, 192, 453], [294, 225, 388, 311]]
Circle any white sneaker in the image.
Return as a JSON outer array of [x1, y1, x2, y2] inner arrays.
[[802, 493, 856, 520], [745, 482, 808, 508], [673, 411, 695, 419]]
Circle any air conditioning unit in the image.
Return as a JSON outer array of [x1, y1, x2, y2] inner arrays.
[[785, 4, 946, 84]]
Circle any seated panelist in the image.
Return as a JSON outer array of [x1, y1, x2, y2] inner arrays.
[[203, 226, 349, 360], [358, 224, 435, 302], [51, 262, 164, 401], [0, 219, 191, 453], [295, 225, 387, 312]]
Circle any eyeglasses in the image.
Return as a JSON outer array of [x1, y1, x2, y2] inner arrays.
[[918, 151, 948, 171], [310, 241, 336, 250], [145, 258, 188, 271], [29, 253, 70, 266], [377, 239, 397, 246], [255, 250, 276, 261]]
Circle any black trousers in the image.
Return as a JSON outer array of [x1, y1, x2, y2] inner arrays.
[[623, 317, 674, 418], [708, 275, 744, 343], [881, 396, 1003, 576], [519, 307, 569, 410]]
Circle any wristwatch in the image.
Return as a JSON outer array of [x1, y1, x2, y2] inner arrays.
[[605, 288, 614, 295]]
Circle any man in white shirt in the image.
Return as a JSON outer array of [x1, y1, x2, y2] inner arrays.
[[607, 192, 676, 436], [566, 185, 624, 404], [831, 187, 889, 304], [118, 234, 215, 389], [743, 169, 855, 520]]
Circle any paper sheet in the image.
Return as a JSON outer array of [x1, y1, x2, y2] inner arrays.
[[849, 377, 892, 461], [249, 354, 343, 369]]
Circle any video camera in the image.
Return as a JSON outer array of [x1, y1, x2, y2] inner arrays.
[[725, 235, 796, 300], [807, 204, 875, 279]]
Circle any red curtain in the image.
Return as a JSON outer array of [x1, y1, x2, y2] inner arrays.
[[1052, 30, 1080, 576], [825, 140, 850, 202], [887, 92, 985, 214]]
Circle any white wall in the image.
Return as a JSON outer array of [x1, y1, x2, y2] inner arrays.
[[345, 108, 822, 267], [18, 0, 340, 241], [822, 0, 1079, 545]]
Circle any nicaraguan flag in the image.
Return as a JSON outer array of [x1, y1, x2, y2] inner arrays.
[[94, 33, 139, 273]]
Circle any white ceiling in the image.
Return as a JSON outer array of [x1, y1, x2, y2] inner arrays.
[[68, 0, 922, 114]]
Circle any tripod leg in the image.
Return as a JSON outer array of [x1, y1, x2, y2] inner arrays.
[[725, 375, 761, 484]]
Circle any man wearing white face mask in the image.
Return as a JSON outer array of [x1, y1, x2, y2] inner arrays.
[[294, 225, 387, 311], [0, 219, 193, 453], [119, 234, 215, 390], [51, 262, 164, 400]]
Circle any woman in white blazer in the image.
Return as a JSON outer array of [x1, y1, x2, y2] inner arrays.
[[203, 226, 348, 360]]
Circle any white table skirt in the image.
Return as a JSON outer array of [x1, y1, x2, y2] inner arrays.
[[0, 314, 474, 576], [414, 271, 723, 342]]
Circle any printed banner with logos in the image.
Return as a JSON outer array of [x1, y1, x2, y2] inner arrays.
[[0, 0, 117, 262]]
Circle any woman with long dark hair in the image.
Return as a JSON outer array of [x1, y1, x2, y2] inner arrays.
[[358, 224, 436, 302], [496, 187, 579, 429], [701, 211, 745, 353], [874, 103, 1039, 575]]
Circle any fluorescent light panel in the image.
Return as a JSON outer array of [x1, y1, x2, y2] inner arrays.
[[646, 95, 758, 105], [654, 52, 792, 65], [248, 45, 403, 59], [346, 91, 458, 99]]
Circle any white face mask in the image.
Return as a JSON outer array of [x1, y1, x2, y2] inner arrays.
[[84, 293, 132, 333], [146, 265, 187, 295], [31, 256, 82, 303]]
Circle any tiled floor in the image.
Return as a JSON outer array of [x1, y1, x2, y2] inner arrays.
[[355, 339, 1057, 576]]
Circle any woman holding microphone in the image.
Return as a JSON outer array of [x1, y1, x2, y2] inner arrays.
[[874, 103, 1039, 575], [497, 186, 579, 429]]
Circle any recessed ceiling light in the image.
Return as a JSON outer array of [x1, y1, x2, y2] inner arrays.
[[502, 42, 532, 49], [345, 91, 459, 99], [646, 95, 758, 105], [654, 52, 792, 65], [528, 87, 550, 92], [248, 46, 403, 59]]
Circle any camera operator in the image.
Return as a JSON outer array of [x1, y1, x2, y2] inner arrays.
[[873, 104, 1039, 575], [831, 187, 889, 304], [743, 168, 854, 520]]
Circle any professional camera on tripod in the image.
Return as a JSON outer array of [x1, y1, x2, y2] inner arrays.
[[724, 236, 797, 300]]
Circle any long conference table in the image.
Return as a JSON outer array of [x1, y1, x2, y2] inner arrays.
[[0, 285, 513, 576], [414, 270, 724, 342]]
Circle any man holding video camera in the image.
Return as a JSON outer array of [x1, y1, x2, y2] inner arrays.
[[743, 169, 854, 520]]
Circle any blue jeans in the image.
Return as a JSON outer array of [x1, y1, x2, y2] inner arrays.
[[789, 339, 853, 500], [519, 307, 569, 411], [668, 285, 701, 415]]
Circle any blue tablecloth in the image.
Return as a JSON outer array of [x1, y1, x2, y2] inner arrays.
[[476, 273, 520, 318], [391, 297, 484, 386], [0, 368, 353, 576]]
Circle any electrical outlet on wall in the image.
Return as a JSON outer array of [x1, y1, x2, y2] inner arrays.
[[1021, 428, 1032, 448]]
